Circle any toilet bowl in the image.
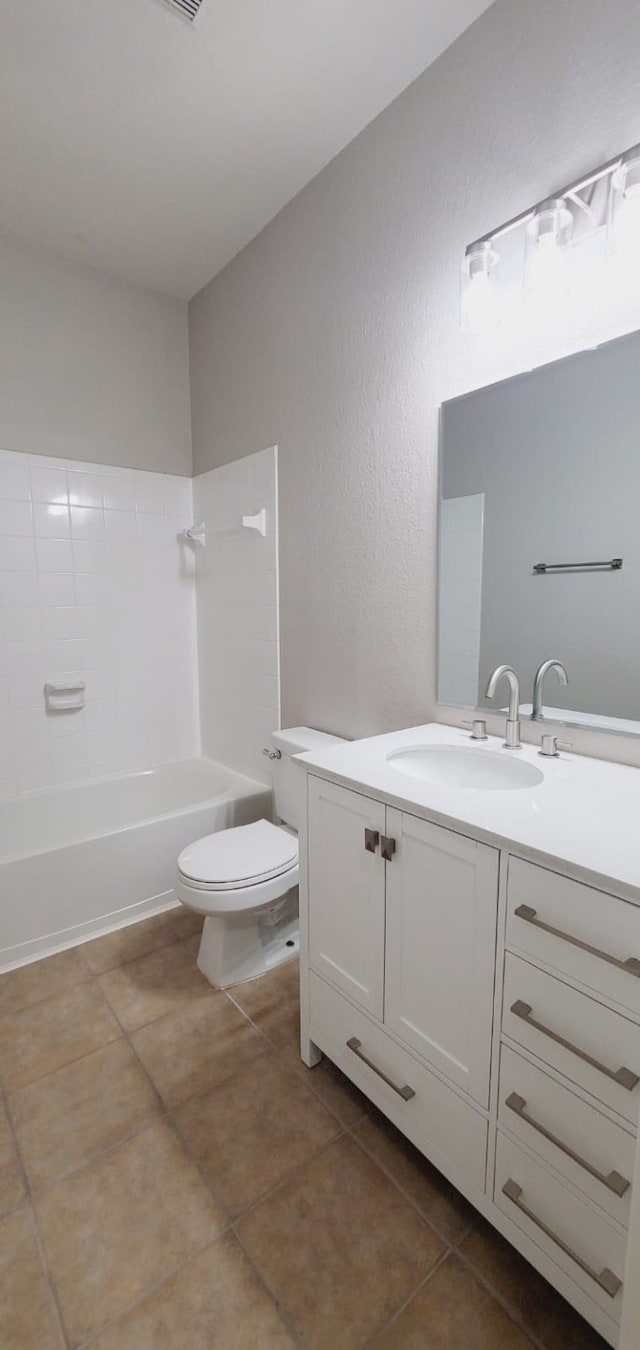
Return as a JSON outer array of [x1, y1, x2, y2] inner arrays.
[[176, 727, 344, 988]]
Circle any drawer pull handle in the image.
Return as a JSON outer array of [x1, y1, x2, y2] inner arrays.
[[510, 1000, 640, 1092], [364, 828, 380, 854], [514, 904, 640, 978], [346, 1037, 415, 1101], [505, 1093, 630, 1197], [380, 836, 396, 862], [501, 1178, 622, 1299]]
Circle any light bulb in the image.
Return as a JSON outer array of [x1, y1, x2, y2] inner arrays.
[[528, 233, 566, 291], [524, 198, 573, 304], [460, 244, 500, 334]]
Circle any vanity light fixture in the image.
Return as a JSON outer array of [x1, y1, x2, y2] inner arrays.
[[462, 140, 640, 332]]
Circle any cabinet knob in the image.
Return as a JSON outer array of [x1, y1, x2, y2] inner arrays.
[[364, 828, 380, 853]]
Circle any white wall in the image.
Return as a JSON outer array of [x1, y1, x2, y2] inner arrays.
[[193, 447, 280, 783], [0, 235, 191, 474], [189, 0, 640, 765], [0, 450, 199, 797]]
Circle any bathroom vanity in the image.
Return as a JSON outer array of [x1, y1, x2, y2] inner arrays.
[[296, 725, 640, 1348]]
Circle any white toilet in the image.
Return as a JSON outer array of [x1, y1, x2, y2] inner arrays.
[[176, 726, 344, 988]]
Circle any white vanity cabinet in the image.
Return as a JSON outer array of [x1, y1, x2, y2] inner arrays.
[[304, 775, 499, 1194], [299, 758, 640, 1349]]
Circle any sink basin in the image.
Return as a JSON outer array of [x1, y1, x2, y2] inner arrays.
[[387, 745, 544, 791]]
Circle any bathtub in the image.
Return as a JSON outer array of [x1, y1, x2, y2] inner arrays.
[[0, 759, 272, 970]]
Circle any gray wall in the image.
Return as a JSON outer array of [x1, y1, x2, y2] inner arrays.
[[442, 333, 640, 722], [1, 235, 191, 474], [189, 0, 640, 745]]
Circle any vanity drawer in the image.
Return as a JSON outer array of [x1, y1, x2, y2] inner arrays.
[[308, 971, 487, 1193], [502, 954, 640, 1127], [507, 857, 640, 1018], [495, 1132, 626, 1325], [499, 1044, 634, 1228]]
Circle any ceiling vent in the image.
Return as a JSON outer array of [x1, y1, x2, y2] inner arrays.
[[162, 0, 204, 22]]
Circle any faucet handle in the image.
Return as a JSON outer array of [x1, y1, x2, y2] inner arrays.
[[463, 719, 488, 740], [538, 734, 573, 758]]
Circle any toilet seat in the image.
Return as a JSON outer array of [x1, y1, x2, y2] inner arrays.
[[177, 818, 298, 891]]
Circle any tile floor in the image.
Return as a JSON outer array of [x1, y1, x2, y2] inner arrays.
[[0, 909, 609, 1348]]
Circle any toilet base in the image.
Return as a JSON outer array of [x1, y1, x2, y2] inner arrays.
[[196, 886, 299, 988]]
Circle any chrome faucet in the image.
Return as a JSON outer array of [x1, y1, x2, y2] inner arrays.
[[485, 665, 521, 748], [532, 659, 569, 721]]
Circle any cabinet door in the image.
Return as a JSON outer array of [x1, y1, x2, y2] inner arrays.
[[384, 809, 499, 1106], [307, 776, 386, 1018]]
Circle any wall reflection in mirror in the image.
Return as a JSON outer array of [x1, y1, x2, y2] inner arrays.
[[438, 329, 640, 736]]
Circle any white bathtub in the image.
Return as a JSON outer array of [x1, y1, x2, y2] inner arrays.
[[0, 759, 272, 970]]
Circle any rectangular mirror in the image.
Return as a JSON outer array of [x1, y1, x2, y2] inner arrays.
[[438, 328, 640, 736]]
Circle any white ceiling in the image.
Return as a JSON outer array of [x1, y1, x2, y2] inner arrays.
[[0, 0, 492, 299]]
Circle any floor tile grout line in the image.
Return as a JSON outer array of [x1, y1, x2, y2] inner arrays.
[[157, 1040, 273, 1113], [22, 1113, 169, 1198], [25, 1200, 72, 1350], [79, 922, 203, 980], [344, 1118, 474, 1252], [74, 1232, 230, 1350], [162, 1093, 236, 1227], [4, 960, 175, 1194], [230, 1219, 303, 1348], [363, 1244, 454, 1347], [159, 1031, 350, 1228], [94, 967, 220, 1036], [0, 1079, 31, 1208], [3, 1062, 81, 1348], [228, 1126, 350, 1228], [94, 964, 247, 1233], [2, 1023, 125, 1099], [0, 1028, 124, 1100], [269, 1039, 372, 1129], [454, 1242, 550, 1350], [0, 966, 93, 1021]]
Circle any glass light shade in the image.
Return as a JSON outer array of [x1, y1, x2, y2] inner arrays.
[[460, 244, 500, 334], [609, 151, 640, 277], [524, 198, 573, 299]]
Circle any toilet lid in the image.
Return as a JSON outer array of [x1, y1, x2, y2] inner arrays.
[[177, 819, 298, 889]]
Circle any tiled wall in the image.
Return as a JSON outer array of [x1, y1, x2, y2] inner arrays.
[[438, 493, 484, 707], [0, 450, 199, 797], [193, 446, 280, 784]]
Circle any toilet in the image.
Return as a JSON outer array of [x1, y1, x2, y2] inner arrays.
[[176, 726, 344, 988]]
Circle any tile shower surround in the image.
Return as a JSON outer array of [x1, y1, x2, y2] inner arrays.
[[0, 450, 199, 797]]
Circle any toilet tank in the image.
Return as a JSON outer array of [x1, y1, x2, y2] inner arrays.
[[268, 726, 345, 830]]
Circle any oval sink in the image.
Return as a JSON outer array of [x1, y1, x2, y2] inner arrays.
[[387, 745, 544, 791]]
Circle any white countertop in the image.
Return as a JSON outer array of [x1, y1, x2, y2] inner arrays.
[[296, 723, 640, 903]]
